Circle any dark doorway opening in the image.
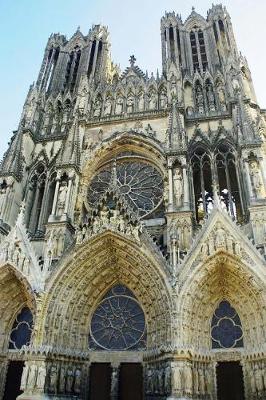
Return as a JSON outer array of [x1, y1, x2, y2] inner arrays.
[[119, 363, 143, 400], [89, 363, 111, 400], [3, 361, 24, 400], [216, 361, 245, 400]]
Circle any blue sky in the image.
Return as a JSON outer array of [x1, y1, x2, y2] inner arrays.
[[1, 0, 266, 158]]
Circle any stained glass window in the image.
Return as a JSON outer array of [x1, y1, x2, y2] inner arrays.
[[89, 284, 146, 351], [9, 307, 33, 350], [211, 301, 243, 349], [87, 160, 163, 218]]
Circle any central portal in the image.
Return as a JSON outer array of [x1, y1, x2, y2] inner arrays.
[[216, 361, 245, 400]]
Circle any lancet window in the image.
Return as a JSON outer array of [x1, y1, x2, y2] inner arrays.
[[211, 301, 243, 349], [89, 284, 146, 351], [190, 28, 208, 72], [64, 46, 81, 92], [41, 46, 60, 92], [9, 307, 33, 350], [191, 143, 243, 222]]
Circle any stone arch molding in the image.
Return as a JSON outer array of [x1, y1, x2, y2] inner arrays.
[[176, 210, 266, 354], [35, 231, 173, 352], [0, 263, 36, 352]]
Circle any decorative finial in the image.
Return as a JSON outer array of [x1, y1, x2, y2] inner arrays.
[[129, 55, 136, 67], [77, 25, 81, 32], [192, 6, 195, 11]]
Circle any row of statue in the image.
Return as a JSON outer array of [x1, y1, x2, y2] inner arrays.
[[189, 81, 227, 116], [199, 222, 242, 259], [248, 361, 266, 396], [92, 90, 168, 118], [76, 207, 142, 244], [0, 241, 30, 275], [21, 362, 82, 394], [0, 178, 14, 223], [145, 362, 213, 396]]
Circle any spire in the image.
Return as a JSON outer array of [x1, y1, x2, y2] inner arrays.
[[0, 128, 24, 181]]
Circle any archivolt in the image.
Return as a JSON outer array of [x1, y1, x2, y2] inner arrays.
[[0, 263, 35, 352], [37, 232, 173, 351], [177, 252, 266, 353]]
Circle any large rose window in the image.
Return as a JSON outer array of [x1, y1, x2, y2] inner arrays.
[[87, 160, 163, 217], [89, 285, 146, 351]]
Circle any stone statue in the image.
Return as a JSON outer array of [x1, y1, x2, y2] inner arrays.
[[74, 368, 82, 394], [20, 364, 29, 390], [138, 92, 145, 111], [126, 96, 134, 113], [196, 86, 204, 113], [183, 364, 193, 394], [104, 97, 112, 116], [66, 368, 74, 393], [48, 365, 58, 393], [59, 366, 66, 393], [207, 84, 215, 111], [93, 98, 102, 117], [148, 91, 157, 110], [173, 168, 183, 207], [111, 367, 119, 396], [36, 365, 46, 389], [115, 96, 123, 115], [215, 222, 226, 248], [217, 83, 226, 110], [164, 365, 171, 394], [172, 365, 182, 391], [250, 161, 263, 198], [28, 364, 37, 389], [56, 181, 68, 216], [159, 92, 167, 109]]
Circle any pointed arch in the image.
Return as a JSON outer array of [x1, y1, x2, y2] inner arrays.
[[0, 264, 35, 352], [37, 232, 173, 352], [178, 252, 266, 353]]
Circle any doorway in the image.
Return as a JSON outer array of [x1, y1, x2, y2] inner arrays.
[[3, 361, 24, 400], [89, 363, 112, 400], [119, 363, 143, 400], [216, 361, 245, 400]]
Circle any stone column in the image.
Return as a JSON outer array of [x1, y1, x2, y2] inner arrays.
[[168, 165, 174, 212], [0, 358, 8, 400], [64, 176, 73, 215], [51, 178, 60, 216], [110, 363, 120, 400], [182, 164, 190, 210], [28, 183, 41, 233], [91, 40, 100, 79], [171, 235, 178, 275]]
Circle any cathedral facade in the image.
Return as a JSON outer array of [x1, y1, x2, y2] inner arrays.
[[0, 4, 266, 399]]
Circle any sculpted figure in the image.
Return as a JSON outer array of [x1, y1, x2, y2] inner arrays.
[[36, 365, 46, 389], [104, 97, 112, 116], [215, 222, 226, 248], [20, 364, 29, 390], [126, 96, 134, 113], [93, 98, 102, 117], [196, 86, 204, 114], [100, 207, 109, 227], [110, 208, 119, 229], [184, 364, 193, 394], [164, 365, 171, 394], [172, 365, 182, 391], [250, 161, 263, 198], [28, 364, 37, 388], [198, 367, 205, 394], [48, 365, 58, 393], [148, 91, 157, 110], [74, 368, 82, 394], [173, 168, 183, 207], [217, 83, 226, 110], [255, 364, 264, 394], [66, 368, 74, 393], [56, 181, 68, 216], [138, 92, 145, 111], [207, 84, 215, 111], [111, 367, 119, 395], [159, 91, 167, 109], [115, 96, 123, 115], [59, 366, 66, 393]]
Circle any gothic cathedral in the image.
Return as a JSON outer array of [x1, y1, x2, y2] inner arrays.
[[0, 4, 266, 400]]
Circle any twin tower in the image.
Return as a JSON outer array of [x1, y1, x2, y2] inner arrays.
[[0, 4, 266, 400]]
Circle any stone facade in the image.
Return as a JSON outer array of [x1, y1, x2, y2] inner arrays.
[[0, 4, 266, 399]]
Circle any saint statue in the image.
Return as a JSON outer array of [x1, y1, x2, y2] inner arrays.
[[173, 168, 183, 207]]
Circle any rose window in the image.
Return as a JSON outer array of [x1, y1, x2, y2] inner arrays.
[[87, 160, 163, 217], [211, 301, 243, 349], [89, 285, 146, 351]]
